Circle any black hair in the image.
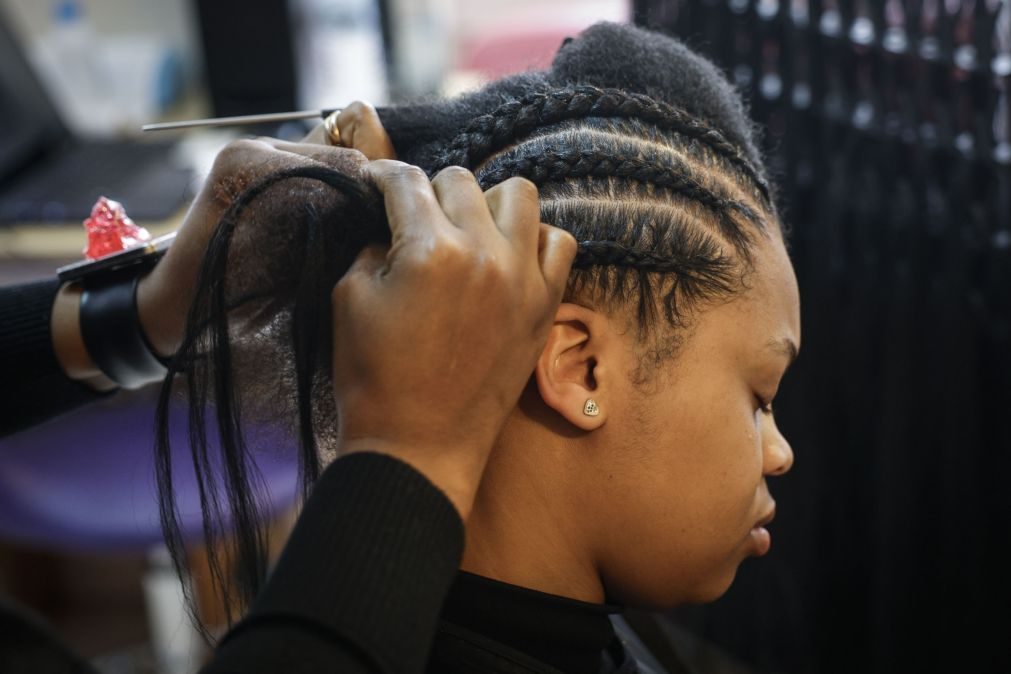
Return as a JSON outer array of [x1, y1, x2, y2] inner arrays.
[[154, 22, 782, 632]]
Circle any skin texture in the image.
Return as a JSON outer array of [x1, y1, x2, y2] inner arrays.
[[461, 226, 801, 608]]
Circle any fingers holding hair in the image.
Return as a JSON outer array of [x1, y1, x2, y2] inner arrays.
[[484, 177, 542, 251], [336, 102, 397, 160], [431, 166, 495, 234], [366, 160, 454, 243], [304, 100, 397, 161], [537, 224, 578, 302]]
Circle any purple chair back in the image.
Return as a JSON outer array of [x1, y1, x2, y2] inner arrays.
[[0, 387, 299, 553]]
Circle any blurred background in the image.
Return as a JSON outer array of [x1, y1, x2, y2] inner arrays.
[[0, 0, 1008, 673]]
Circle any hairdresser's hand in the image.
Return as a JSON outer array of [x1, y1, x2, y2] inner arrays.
[[332, 162, 577, 520], [304, 101, 397, 160], [133, 138, 368, 359], [56, 116, 389, 388], [129, 103, 395, 362]]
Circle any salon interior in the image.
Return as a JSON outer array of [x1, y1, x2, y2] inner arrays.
[[0, 0, 1008, 672]]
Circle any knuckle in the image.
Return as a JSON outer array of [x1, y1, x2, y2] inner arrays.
[[507, 176, 539, 197], [468, 247, 509, 283], [555, 227, 578, 254], [368, 160, 425, 188], [428, 233, 468, 266], [432, 165, 477, 190], [215, 138, 264, 167], [502, 176, 539, 204], [367, 158, 403, 175], [344, 100, 368, 118], [391, 163, 429, 183], [346, 100, 378, 120]]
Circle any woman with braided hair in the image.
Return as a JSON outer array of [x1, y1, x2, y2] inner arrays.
[[164, 21, 800, 673]]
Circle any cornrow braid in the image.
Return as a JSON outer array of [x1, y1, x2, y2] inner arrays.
[[574, 239, 730, 275], [476, 143, 762, 257], [458, 88, 778, 337], [573, 238, 740, 329], [438, 85, 771, 204], [476, 146, 756, 221]]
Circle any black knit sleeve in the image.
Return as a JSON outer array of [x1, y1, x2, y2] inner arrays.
[[0, 280, 111, 437], [203, 451, 465, 674]]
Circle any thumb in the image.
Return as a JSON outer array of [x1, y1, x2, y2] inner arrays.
[[338, 102, 397, 161], [332, 244, 390, 308], [345, 244, 389, 279]]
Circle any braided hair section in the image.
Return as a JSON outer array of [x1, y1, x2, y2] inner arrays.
[[475, 125, 767, 258], [447, 92, 777, 338], [437, 85, 771, 206], [538, 191, 741, 331]]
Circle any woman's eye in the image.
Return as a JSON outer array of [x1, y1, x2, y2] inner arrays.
[[755, 395, 774, 415]]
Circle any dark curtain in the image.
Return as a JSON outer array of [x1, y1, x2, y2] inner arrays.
[[632, 2, 1011, 673]]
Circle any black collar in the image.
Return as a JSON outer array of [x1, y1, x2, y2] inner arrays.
[[439, 570, 623, 673]]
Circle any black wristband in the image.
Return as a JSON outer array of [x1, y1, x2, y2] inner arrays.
[[79, 271, 169, 389]]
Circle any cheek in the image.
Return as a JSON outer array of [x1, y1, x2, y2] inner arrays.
[[665, 385, 764, 492], [666, 416, 762, 546], [611, 374, 764, 509], [602, 383, 764, 594]]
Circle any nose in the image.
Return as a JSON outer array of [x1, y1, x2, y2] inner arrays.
[[763, 415, 794, 476]]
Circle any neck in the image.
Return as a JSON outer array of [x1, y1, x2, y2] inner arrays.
[[460, 399, 606, 604]]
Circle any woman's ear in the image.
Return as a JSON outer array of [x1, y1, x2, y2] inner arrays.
[[534, 303, 609, 431]]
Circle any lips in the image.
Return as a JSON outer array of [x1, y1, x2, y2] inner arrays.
[[750, 505, 776, 556]]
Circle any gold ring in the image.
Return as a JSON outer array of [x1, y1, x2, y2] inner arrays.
[[322, 111, 342, 146]]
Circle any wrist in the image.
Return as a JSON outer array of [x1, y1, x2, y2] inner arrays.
[[135, 265, 179, 359], [73, 270, 170, 390], [51, 283, 118, 391]]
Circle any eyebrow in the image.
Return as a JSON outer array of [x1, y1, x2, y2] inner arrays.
[[767, 337, 799, 369]]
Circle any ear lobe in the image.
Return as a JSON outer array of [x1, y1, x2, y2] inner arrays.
[[534, 303, 608, 431]]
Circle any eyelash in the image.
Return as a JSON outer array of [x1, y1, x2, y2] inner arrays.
[[756, 395, 774, 415]]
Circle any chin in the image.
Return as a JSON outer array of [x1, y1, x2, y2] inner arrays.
[[681, 567, 740, 605], [694, 578, 737, 603], [610, 567, 740, 610]]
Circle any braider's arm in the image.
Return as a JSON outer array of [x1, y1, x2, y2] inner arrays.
[[0, 279, 113, 438]]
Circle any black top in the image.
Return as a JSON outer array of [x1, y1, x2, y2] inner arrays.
[[436, 571, 623, 673], [0, 279, 109, 437], [207, 452, 643, 673]]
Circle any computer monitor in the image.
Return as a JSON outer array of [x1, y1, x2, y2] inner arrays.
[[191, 0, 299, 117]]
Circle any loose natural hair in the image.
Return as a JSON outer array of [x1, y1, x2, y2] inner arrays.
[[154, 22, 783, 633]]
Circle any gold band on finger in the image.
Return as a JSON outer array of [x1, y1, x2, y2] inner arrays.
[[322, 111, 342, 146]]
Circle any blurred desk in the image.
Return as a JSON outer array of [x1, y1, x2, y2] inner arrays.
[[0, 212, 186, 285], [0, 213, 185, 260], [0, 126, 241, 284]]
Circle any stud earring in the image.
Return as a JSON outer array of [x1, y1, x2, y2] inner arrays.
[[583, 398, 600, 417]]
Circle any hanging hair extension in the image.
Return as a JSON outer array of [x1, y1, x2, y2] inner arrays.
[[155, 163, 386, 631]]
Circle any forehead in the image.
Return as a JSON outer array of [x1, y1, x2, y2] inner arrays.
[[734, 231, 801, 346], [663, 228, 798, 366]]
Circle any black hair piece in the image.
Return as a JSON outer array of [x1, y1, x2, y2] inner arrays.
[[155, 163, 384, 633]]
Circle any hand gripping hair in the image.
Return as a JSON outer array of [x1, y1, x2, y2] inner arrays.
[[154, 22, 783, 630]]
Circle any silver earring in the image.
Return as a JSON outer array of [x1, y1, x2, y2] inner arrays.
[[583, 398, 600, 417]]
